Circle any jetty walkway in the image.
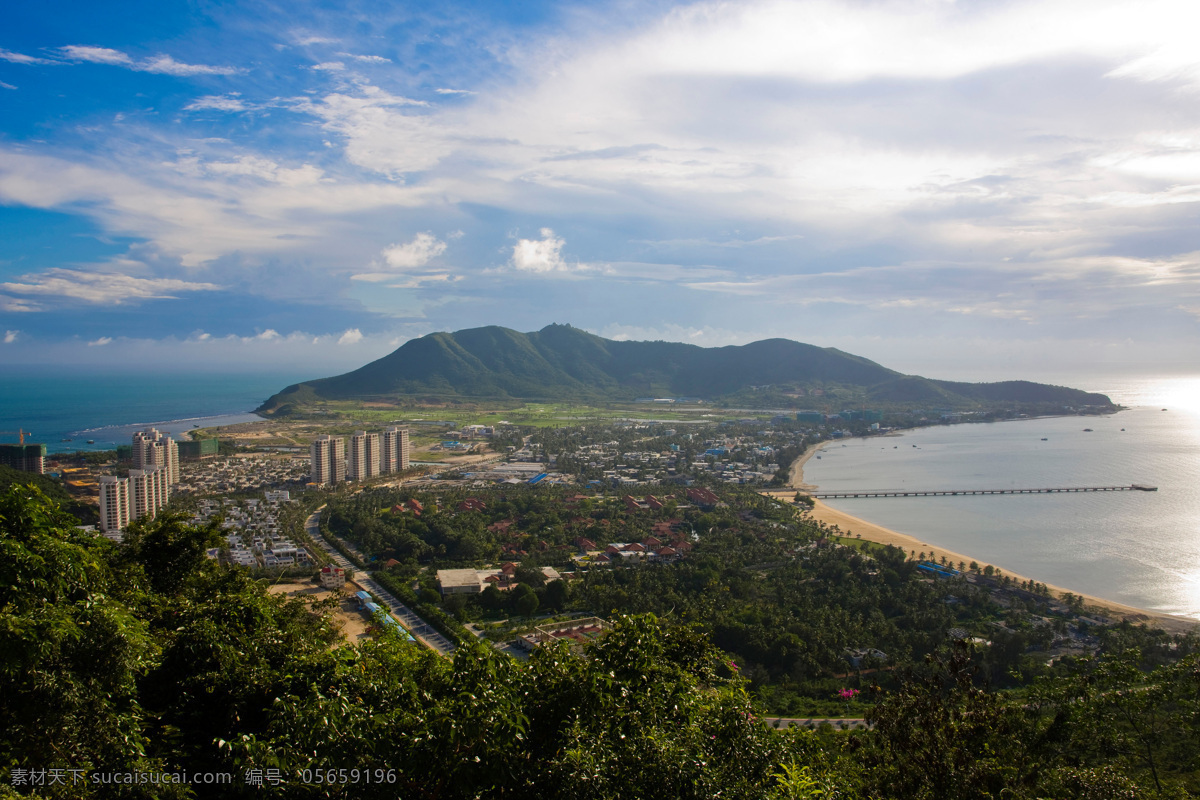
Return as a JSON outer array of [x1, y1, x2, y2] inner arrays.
[[808, 485, 1157, 499]]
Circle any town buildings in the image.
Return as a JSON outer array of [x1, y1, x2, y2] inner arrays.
[[348, 431, 381, 481], [0, 442, 45, 474], [382, 426, 410, 473], [132, 428, 179, 484], [312, 428, 409, 485], [98, 465, 170, 533], [310, 435, 346, 486]]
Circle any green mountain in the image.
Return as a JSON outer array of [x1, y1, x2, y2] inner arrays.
[[257, 323, 1113, 412]]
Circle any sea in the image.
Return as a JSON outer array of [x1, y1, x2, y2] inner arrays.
[[804, 376, 1200, 621], [0, 369, 306, 454]]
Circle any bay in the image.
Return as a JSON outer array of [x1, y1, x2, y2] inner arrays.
[[0, 370, 305, 454], [804, 376, 1200, 620]]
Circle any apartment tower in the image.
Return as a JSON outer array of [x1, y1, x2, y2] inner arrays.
[[99, 466, 169, 532], [348, 431, 381, 481], [132, 428, 179, 484], [382, 427, 410, 473], [98, 476, 130, 533], [310, 435, 346, 486]]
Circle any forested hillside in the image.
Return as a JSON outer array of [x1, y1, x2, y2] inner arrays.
[[2, 483, 1197, 798], [258, 324, 1114, 411]]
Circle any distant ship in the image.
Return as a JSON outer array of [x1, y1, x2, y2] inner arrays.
[[1041, 438, 1048, 441], [60, 438, 71, 442], [1082, 428, 1093, 432], [86, 439, 95, 444]]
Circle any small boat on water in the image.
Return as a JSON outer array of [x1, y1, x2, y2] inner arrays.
[[1041, 438, 1048, 441], [1082, 428, 1093, 432], [60, 438, 72, 442], [86, 439, 95, 444], [193, 424, 200, 428]]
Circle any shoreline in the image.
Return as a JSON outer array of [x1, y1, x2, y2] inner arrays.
[[778, 440, 1199, 635]]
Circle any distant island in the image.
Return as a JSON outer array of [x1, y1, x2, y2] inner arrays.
[[257, 323, 1114, 414]]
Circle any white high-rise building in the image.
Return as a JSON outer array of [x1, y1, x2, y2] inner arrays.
[[129, 466, 170, 521], [310, 435, 346, 486], [132, 429, 179, 484], [99, 476, 130, 533], [99, 466, 169, 533], [348, 431, 381, 481], [382, 427, 410, 473]]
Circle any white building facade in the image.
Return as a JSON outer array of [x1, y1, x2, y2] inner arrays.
[[382, 427, 410, 473], [99, 465, 170, 533], [310, 435, 346, 486], [132, 428, 179, 484]]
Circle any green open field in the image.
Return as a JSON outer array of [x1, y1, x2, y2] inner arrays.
[[190, 400, 777, 453], [275, 400, 773, 429]]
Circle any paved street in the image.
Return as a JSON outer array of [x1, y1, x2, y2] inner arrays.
[[305, 508, 457, 657]]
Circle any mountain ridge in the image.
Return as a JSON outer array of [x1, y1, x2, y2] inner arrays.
[[257, 323, 1114, 412]]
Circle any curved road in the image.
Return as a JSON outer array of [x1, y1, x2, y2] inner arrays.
[[305, 508, 457, 657]]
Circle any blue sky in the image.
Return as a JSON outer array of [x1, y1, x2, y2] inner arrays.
[[2, 0, 1200, 381]]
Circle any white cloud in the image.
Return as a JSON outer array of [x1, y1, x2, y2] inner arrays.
[[88, 337, 113, 347], [337, 328, 364, 345], [205, 155, 325, 186], [185, 94, 246, 112], [312, 61, 346, 71], [510, 228, 582, 273], [3, 330, 18, 343], [339, 53, 390, 64], [435, 88, 475, 95], [382, 232, 447, 269], [0, 81, 17, 91], [60, 45, 240, 76], [0, 296, 41, 312], [60, 46, 133, 66], [142, 54, 240, 76], [290, 87, 446, 177], [294, 35, 341, 46], [0, 48, 51, 65], [0, 269, 222, 305]]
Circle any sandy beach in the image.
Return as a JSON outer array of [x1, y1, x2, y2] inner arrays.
[[770, 444, 1199, 635]]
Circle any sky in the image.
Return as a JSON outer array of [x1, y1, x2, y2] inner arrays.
[[2, 0, 1200, 383]]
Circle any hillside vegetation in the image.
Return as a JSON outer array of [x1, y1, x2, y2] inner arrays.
[[2, 484, 1198, 798], [257, 324, 1113, 412]]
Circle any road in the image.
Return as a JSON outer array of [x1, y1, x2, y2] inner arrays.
[[304, 507, 457, 657]]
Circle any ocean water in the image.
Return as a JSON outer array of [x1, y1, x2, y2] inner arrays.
[[0, 370, 305, 454], [804, 376, 1200, 620]]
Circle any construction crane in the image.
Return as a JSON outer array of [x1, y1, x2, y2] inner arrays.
[[0, 429, 30, 444]]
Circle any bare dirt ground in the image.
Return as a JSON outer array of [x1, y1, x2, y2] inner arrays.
[[266, 579, 372, 644]]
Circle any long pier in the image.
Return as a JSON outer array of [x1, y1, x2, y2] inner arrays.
[[810, 484, 1157, 499]]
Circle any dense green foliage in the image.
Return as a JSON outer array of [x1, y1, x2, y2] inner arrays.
[[258, 323, 1114, 410], [2, 485, 1197, 798], [0, 465, 95, 523]]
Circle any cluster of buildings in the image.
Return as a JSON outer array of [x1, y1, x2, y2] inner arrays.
[[193, 492, 312, 569], [174, 455, 307, 495], [98, 429, 180, 533], [0, 442, 46, 474], [436, 563, 563, 595], [580, 435, 781, 486], [310, 428, 410, 486]]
